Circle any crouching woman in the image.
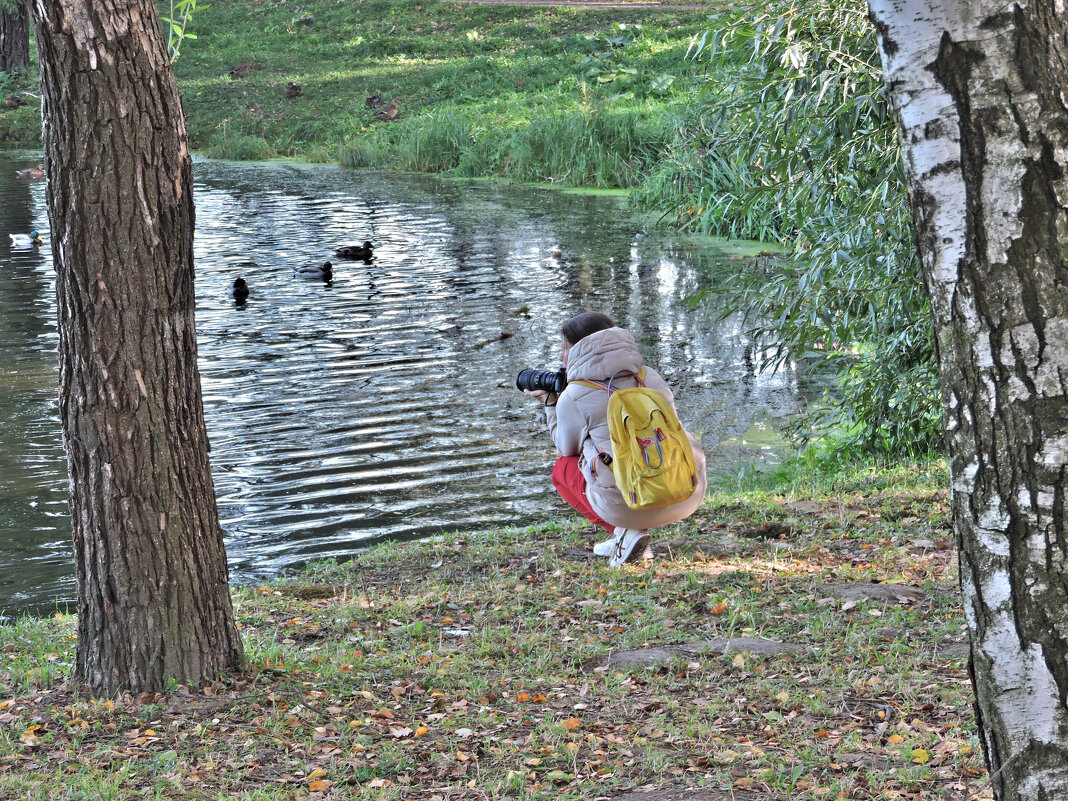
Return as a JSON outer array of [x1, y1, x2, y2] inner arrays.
[[523, 312, 707, 565]]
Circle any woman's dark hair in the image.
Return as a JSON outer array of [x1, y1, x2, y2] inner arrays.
[[561, 312, 615, 346]]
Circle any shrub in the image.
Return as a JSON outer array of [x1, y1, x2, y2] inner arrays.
[[642, 0, 941, 457]]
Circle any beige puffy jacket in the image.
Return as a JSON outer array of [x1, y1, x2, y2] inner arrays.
[[545, 327, 707, 530]]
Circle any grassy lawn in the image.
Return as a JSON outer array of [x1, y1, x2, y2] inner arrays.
[[1, 0, 716, 188], [0, 460, 991, 800]]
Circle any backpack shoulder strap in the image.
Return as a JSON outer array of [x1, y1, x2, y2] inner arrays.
[[574, 368, 645, 392], [572, 378, 608, 391]]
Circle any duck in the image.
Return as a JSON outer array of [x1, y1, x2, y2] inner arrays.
[[15, 164, 44, 180], [365, 93, 382, 110], [373, 98, 399, 122], [334, 241, 374, 260], [228, 277, 250, 301], [284, 82, 302, 98], [5, 93, 22, 109], [9, 231, 42, 248], [228, 63, 250, 79], [296, 261, 333, 279]]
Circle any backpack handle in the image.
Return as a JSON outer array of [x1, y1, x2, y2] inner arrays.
[[642, 436, 665, 469]]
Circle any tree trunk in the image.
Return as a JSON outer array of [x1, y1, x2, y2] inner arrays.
[[32, 0, 243, 695], [868, 1, 1068, 798], [0, 1, 30, 73]]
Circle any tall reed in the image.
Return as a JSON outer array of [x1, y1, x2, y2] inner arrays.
[[340, 105, 677, 189]]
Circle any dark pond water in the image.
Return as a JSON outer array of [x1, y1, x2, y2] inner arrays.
[[0, 152, 803, 615]]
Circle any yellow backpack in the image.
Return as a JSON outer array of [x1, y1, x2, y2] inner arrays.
[[576, 369, 699, 510]]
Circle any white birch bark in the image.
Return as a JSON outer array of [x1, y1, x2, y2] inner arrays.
[[868, 1, 1068, 797]]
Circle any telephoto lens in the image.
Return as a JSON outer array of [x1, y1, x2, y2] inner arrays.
[[516, 367, 567, 394]]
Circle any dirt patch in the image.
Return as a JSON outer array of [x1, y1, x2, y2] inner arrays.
[[571, 535, 742, 562], [592, 637, 803, 669], [612, 789, 769, 801], [815, 582, 926, 604], [278, 583, 336, 600], [564, 546, 598, 561], [738, 521, 792, 540], [783, 499, 840, 515], [936, 641, 970, 659], [447, 0, 710, 8], [658, 539, 743, 558], [832, 751, 890, 771]]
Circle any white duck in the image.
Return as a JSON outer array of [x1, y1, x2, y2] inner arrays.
[[296, 261, 333, 279], [9, 231, 42, 248]]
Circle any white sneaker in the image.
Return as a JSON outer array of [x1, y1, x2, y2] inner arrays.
[[608, 528, 652, 567], [594, 532, 653, 560], [593, 536, 617, 557]]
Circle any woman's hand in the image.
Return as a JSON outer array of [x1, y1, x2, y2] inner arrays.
[[523, 389, 558, 407]]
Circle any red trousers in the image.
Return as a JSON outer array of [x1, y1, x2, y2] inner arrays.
[[551, 456, 614, 533]]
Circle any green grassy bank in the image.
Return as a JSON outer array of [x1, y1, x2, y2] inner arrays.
[[0, 0, 716, 188], [0, 460, 990, 800]]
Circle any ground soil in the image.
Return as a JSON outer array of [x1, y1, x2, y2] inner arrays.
[[446, 0, 712, 9]]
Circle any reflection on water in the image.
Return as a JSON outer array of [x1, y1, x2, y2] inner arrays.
[[0, 154, 802, 614]]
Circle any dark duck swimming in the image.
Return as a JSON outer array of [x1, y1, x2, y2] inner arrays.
[[334, 241, 374, 260]]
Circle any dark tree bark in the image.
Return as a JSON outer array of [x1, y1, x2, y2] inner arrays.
[[0, 1, 30, 73], [32, 0, 243, 695], [869, 1, 1068, 798]]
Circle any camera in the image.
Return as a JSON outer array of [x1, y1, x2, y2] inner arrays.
[[516, 367, 567, 394]]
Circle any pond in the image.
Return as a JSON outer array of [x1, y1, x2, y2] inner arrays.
[[0, 153, 803, 615]]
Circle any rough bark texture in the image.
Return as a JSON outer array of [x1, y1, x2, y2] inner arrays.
[[868, 1, 1068, 798], [32, 0, 243, 695], [0, 1, 30, 73]]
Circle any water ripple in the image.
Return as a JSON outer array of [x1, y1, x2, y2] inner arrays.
[[0, 156, 802, 613]]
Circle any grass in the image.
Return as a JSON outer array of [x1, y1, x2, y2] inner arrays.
[[0, 0, 716, 188], [0, 459, 992, 800], [0, 70, 39, 148]]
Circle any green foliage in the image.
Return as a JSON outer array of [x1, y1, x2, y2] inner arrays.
[[642, 0, 941, 457], [342, 104, 676, 188], [3, 0, 705, 186], [167, 0, 704, 183], [0, 77, 39, 148], [160, 0, 210, 62]]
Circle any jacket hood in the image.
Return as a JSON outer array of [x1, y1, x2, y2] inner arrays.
[[566, 327, 644, 382]]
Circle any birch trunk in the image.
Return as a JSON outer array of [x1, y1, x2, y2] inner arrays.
[[32, 0, 243, 695], [867, 1, 1068, 797]]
